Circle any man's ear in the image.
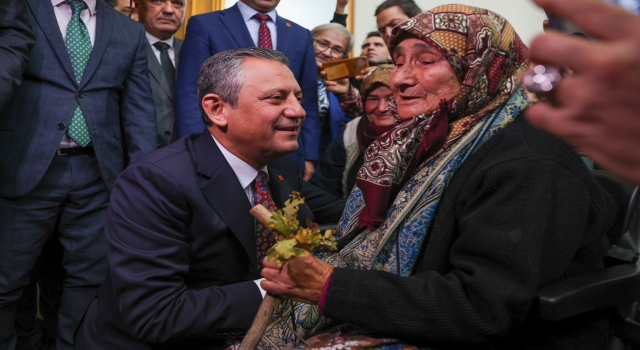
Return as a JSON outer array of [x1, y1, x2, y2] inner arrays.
[[202, 93, 229, 128]]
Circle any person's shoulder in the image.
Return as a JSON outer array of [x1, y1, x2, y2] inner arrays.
[[131, 135, 198, 174], [190, 7, 229, 22]]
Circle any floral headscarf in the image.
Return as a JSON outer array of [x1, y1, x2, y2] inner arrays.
[[356, 5, 529, 229], [357, 64, 396, 153]]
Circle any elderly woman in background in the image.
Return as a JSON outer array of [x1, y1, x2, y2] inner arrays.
[[312, 65, 396, 198], [261, 5, 616, 350], [304, 23, 363, 181]]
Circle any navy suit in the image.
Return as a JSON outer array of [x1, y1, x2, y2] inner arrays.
[[0, 1, 156, 349], [75, 132, 344, 349], [175, 3, 319, 169], [0, 0, 35, 111]]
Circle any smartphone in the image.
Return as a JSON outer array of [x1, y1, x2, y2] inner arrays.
[[322, 57, 369, 81]]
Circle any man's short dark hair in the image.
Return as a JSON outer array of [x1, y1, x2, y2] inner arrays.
[[366, 31, 383, 40], [374, 0, 422, 18], [197, 48, 289, 126], [104, 0, 118, 7]]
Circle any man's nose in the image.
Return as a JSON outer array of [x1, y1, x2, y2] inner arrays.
[[284, 95, 306, 120]]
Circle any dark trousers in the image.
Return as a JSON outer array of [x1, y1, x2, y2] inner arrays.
[[0, 153, 110, 350], [15, 230, 64, 350]]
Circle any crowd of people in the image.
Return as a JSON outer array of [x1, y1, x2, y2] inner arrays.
[[0, 0, 639, 349]]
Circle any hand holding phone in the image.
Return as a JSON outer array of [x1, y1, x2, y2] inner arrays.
[[322, 57, 369, 81]]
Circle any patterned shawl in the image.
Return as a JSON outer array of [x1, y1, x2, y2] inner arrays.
[[356, 4, 529, 229]]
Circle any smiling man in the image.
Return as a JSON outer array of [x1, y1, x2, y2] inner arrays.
[[136, 0, 185, 147], [75, 48, 344, 349]]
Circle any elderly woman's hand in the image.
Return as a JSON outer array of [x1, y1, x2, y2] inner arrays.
[[260, 253, 334, 305]]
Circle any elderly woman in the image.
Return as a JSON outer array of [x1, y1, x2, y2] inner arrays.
[[312, 65, 396, 198], [261, 5, 615, 350], [306, 23, 363, 181]]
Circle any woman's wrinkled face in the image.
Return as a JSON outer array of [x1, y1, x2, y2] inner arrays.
[[364, 86, 395, 128], [391, 38, 461, 119]]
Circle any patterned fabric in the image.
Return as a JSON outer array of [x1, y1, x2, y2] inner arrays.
[[360, 64, 394, 100], [254, 171, 277, 268], [356, 4, 529, 230], [317, 80, 330, 130], [66, 0, 92, 147], [253, 13, 273, 49]]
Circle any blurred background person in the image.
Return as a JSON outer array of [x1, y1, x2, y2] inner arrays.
[[312, 23, 362, 166], [361, 31, 391, 66], [375, 0, 421, 42], [135, 0, 185, 147], [105, 0, 138, 20], [312, 65, 395, 198]]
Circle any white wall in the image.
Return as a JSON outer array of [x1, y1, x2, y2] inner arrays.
[[224, 1, 546, 56], [353, 0, 547, 53]]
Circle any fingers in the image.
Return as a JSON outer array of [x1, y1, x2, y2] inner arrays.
[[533, 0, 639, 40], [529, 32, 599, 73], [262, 257, 279, 269]]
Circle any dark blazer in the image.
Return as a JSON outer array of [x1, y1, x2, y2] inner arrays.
[[147, 36, 182, 148], [0, 0, 35, 111], [324, 117, 617, 350], [0, 0, 157, 198], [175, 3, 319, 169], [75, 132, 345, 349]]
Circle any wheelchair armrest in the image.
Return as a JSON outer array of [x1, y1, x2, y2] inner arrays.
[[534, 264, 640, 321]]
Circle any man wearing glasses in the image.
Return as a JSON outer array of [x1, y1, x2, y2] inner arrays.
[[175, 0, 319, 180], [136, 0, 185, 147], [311, 23, 362, 161]]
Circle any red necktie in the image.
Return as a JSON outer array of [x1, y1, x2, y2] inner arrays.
[[254, 171, 277, 268], [253, 13, 273, 49]]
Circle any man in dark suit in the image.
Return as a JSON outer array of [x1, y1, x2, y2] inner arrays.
[[75, 48, 343, 349], [136, 0, 183, 147], [175, 0, 319, 179], [0, 1, 156, 349], [0, 0, 35, 111]]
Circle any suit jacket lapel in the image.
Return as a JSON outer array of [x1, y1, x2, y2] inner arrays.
[[174, 37, 182, 68], [80, 1, 113, 89], [27, 0, 75, 84], [196, 132, 259, 276], [146, 43, 172, 100], [219, 4, 255, 48], [275, 14, 292, 55]]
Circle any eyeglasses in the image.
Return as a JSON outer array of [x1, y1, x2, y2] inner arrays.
[[314, 39, 346, 58]]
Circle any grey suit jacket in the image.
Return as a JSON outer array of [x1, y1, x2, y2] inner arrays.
[[0, 0, 157, 198], [147, 37, 182, 148]]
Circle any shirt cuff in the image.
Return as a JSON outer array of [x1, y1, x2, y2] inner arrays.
[[317, 273, 333, 315], [254, 278, 267, 299]]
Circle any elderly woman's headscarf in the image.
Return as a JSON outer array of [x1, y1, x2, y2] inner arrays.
[[356, 64, 396, 153], [356, 5, 529, 229]]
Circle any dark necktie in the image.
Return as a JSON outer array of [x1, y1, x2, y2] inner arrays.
[[252, 13, 273, 49], [66, 0, 92, 147], [153, 41, 175, 94], [253, 171, 277, 268]]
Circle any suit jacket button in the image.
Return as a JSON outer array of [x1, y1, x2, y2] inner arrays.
[[164, 131, 171, 137], [77, 92, 84, 98], [57, 123, 65, 130]]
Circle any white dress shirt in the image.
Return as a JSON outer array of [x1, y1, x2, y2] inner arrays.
[[146, 32, 176, 67], [236, 0, 277, 50], [212, 135, 268, 298], [52, 0, 97, 148]]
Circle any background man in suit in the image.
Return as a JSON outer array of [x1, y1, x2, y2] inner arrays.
[[175, 0, 319, 179], [104, 0, 137, 20], [0, 0, 35, 111], [136, 0, 184, 147], [75, 48, 343, 349], [0, 1, 156, 349], [361, 31, 391, 66]]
